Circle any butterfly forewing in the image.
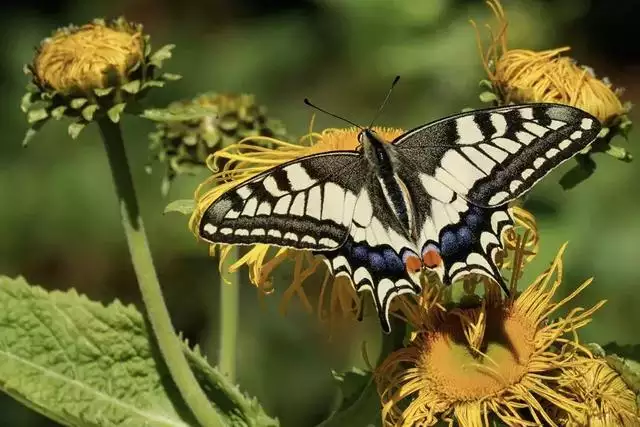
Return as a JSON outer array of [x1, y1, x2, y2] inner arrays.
[[393, 103, 601, 207], [199, 151, 365, 251]]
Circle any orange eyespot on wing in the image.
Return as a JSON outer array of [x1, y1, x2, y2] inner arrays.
[[423, 249, 442, 269], [404, 254, 422, 274]]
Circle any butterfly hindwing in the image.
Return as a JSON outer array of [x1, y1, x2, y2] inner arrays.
[[320, 178, 421, 333], [393, 103, 601, 207], [199, 151, 366, 251], [394, 152, 513, 292], [435, 202, 513, 288]]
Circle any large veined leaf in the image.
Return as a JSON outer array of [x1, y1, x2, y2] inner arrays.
[[0, 275, 278, 427]]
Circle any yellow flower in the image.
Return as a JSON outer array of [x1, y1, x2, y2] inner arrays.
[[470, 0, 630, 128], [374, 242, 607, 427], [190, 126, 539, 333], [33, 21, 144, 94], [21, 17, 180, 142], [552, 356, 640, 426]]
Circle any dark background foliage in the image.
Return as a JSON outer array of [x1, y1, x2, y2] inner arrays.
[[0, 0, 638, 425]]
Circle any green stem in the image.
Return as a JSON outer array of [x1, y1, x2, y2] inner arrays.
[[97, 118, 222, 427], [219, 247, 239, 382]]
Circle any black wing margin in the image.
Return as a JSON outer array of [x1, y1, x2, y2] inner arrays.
[[392, 103, 601, 207]]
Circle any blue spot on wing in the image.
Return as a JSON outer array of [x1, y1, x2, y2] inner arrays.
[[465, 212, 483, 232], [353, 245, 368, 263], [456, 226, 473, 245], [440, 230, 458, 257], [381, 248, 405, 275], [436, 205, 512, 289], [368, 252, 386, 274]]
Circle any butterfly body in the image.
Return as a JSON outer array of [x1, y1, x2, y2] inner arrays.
[[199, 103, 601, 332], [359, 128, 416, 240]]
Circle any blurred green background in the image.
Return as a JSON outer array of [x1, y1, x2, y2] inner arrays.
[[0, 0, 638, 425]]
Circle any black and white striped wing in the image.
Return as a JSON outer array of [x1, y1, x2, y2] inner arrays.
[[394, 155, 514, 292], [198, 152, 366, 251], [393, 103, 601, 207], [199, 151, 423, 333], [321, 178, 422, 333]]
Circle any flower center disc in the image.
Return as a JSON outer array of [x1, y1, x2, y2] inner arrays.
[[419, 308, 535, 401]]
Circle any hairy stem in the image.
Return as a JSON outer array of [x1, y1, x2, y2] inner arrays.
[[219, 247, 240, 381], [97, 118, 221, 427]]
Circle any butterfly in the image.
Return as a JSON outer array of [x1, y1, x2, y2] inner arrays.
[[198, 101, 600, 333]]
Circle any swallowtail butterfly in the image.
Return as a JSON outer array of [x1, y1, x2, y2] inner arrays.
[[198, 100, 600, 333]]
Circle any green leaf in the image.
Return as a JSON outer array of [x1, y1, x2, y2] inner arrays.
[[149, 44, 176, 67], [183, 134, 198, 146], [108, 103, 127, 123], [161, 73, 183, 81], [0, 275, 278, 427], [121, 80, 142, 94], [605, 144, 633, 162], [142, 80, 166, 90], [68, 122, 87, 139], [141, 105, 217, 122], [70, 98, 88, 109], [479, 91, 498, 103], [20, 92, 34, 112], [82, 104, 100, 122], [51, 106, 68, 120], [25, 81, 40, 93], [27, 108, 48, 124], [21, 119, 50, 147], [597, 127, 610, 139], [161, 177, 172, 198], [479, 79, 493, 90], [164, 199, 196, 215], [618, 117, 633, 140], [94, 87, 114, 97], [41, 91, 56, 101]]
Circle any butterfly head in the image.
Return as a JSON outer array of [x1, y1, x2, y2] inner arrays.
[[358, 127, 390, 152]]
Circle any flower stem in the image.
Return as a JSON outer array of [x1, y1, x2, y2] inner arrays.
[[97, 118, 222, 427], [219, 247, 239, 382]]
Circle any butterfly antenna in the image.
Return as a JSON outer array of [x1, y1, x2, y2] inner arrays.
[[369, 75, 400, 128], [303, 98, 363, 130]]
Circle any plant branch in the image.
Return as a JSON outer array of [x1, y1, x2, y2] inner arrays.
[[97, 118, 222, 427]]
